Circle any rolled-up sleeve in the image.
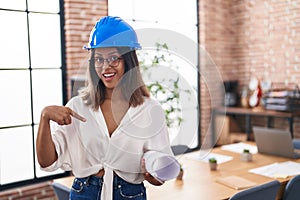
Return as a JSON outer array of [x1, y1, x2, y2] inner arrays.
[[40, 124, 73, 172]]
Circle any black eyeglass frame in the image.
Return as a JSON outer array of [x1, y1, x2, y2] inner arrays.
[[90, 56, 123, 69]]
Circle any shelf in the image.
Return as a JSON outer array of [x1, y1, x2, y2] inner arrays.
[[211, 107, 295, 146]]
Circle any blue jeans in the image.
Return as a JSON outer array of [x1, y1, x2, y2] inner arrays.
[[70, 175, 146, 200]]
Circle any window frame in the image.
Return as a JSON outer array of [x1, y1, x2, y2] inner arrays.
[[0, 0, 69, 191]]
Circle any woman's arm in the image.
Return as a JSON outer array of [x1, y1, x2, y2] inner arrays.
[[36, 106, 86, 168], [36, 108, 57, 168]]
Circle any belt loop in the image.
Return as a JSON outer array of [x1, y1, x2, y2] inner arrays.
[[84, 176, 90, 186]]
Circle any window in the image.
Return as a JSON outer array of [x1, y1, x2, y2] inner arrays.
[[108, 0, 200, 150], [0, 0, 67, 190]]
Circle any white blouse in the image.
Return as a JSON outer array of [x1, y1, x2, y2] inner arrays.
[[41, 96, 173, 200]]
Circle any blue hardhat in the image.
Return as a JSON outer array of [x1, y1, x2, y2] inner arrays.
[[84, 16, 141, 50]]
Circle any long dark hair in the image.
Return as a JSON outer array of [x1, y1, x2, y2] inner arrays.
[[80, 47, 150, 110]]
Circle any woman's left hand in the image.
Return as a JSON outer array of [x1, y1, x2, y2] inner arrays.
[[143, 172, 164, 186], [141, 158, 164, 186]]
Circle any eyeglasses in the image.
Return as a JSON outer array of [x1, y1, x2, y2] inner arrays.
[[92, 55, 122, 68]]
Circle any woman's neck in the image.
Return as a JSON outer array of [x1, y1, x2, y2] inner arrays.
[[105, 88, 124, 101], [105, 88, 114, 100]]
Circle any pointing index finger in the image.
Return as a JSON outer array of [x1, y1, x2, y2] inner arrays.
[[70, 110, 86, 122]]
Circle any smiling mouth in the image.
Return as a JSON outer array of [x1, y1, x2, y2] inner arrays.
[[102, 72, 116, 80]]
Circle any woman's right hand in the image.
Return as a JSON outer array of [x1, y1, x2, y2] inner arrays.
[[41, 105, 86, 125]]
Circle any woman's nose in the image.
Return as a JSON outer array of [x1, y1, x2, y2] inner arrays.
[[102, 61, 111, 70]]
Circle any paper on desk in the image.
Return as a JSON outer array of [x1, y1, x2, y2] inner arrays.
[[221, 142, 258, 154], [249, 161, 300, 178], [187, 152, 233, 164]]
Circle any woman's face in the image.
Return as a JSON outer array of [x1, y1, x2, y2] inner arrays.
[[94, 47, 125, 89]]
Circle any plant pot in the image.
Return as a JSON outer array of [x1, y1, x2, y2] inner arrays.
[[209, 162, 217, 171], [177, 170, 184, 180], [240, 152, 252, 162]]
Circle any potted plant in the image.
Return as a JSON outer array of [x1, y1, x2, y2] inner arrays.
[[176, 163, 184, 180], [209, 158, 218, 171], [240, 148, 252, 162]]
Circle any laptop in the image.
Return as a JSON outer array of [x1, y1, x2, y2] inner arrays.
[[252, 126, 300, 159]]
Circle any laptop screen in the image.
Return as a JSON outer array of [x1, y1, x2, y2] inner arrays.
[[252, 126, 298, 158]]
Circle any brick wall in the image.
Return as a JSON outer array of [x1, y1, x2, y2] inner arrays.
[[232, 0, 300, 88], [199, 0, 300, 143], [199, 0, 236, 143], [0, 182, 57, 200]]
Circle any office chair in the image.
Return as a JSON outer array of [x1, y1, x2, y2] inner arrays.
[[171, 144, 193, 156], [292, 139, 300, 149], [282, 174, 300, 200], [52, 182, 71, 200], [229, 180, 280, 200]]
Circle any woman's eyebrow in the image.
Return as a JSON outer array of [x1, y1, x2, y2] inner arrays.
[[107, 51, 120, 55]]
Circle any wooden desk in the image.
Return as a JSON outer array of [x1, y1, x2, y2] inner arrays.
[[54, 143, 299, 200], [211, 107, 295, 145]]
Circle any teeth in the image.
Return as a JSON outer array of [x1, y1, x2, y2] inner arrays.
[[103, 73, 115, 78]]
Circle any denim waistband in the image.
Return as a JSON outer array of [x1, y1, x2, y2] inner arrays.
[[89, 175, 103, 185], [74, 175, 103, 186], [75, 174, 140, 187]]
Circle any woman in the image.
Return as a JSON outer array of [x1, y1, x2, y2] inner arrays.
[[36, 16, 174, 200]]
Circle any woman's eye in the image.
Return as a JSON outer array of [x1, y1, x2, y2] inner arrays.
[[96, 58, 104, 63], [110, 56, 119, 61]]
